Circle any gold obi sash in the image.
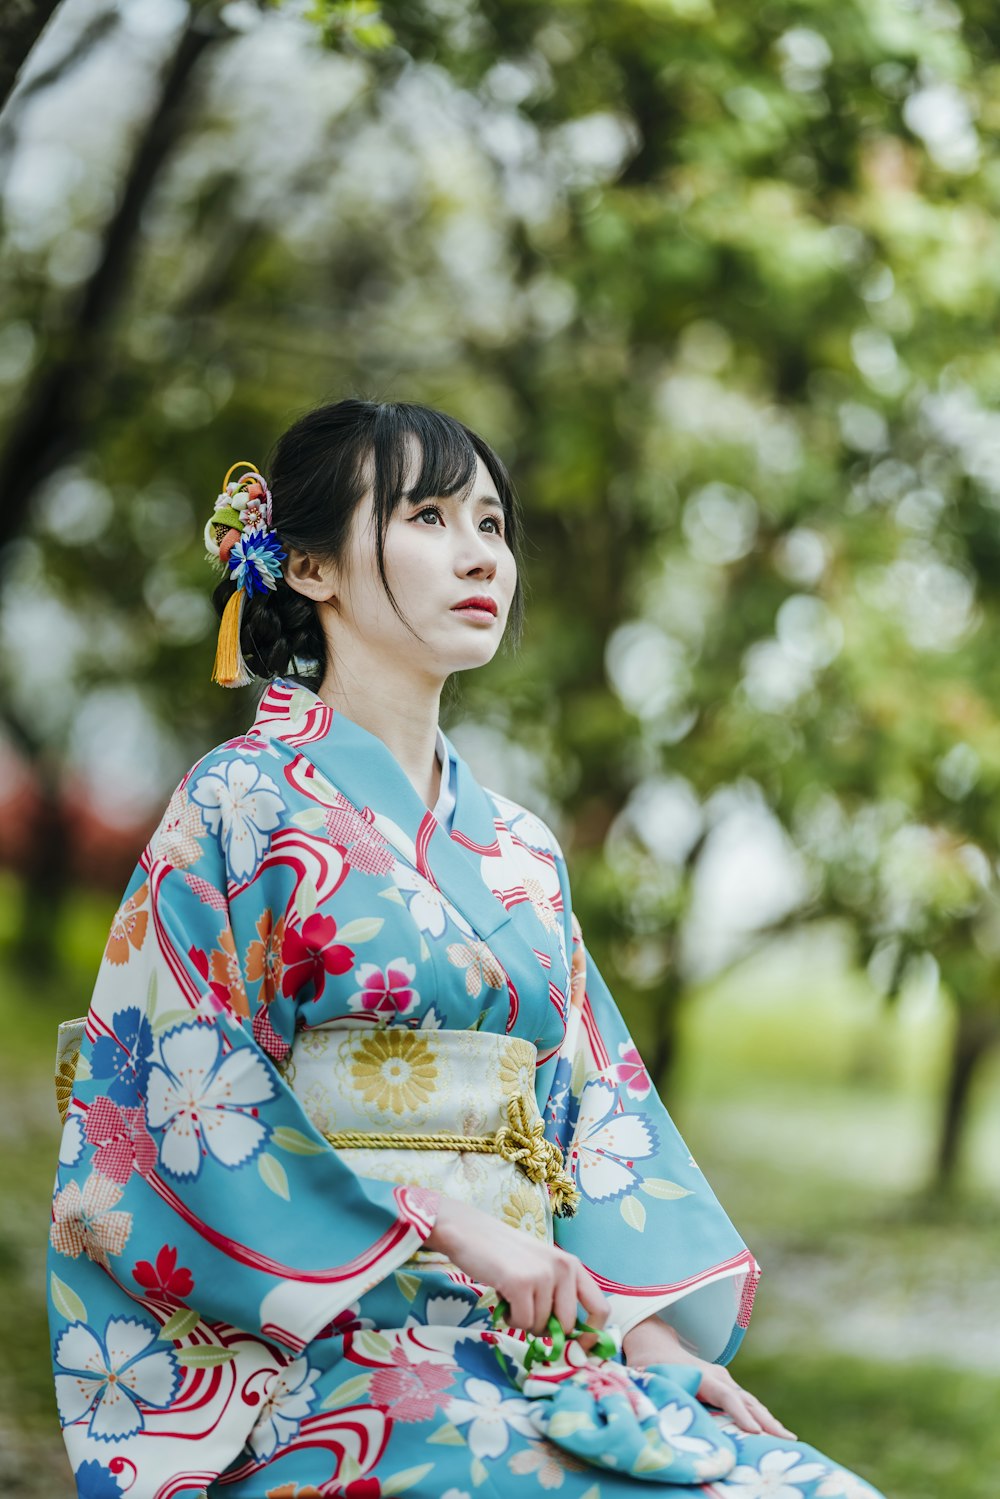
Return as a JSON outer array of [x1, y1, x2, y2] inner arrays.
[[281, 1027, 578, 1239]]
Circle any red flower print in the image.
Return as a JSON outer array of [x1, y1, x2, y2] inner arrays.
[[341, 1481, 382, 1499], [133, 1243, 195, 1300], [368, 1346, 454, 1423], [281, 913, 354, 1002], [85, 1096, 157, 1183], [313, 1303, 372, 1341], [613, 1042, 651, 1101]]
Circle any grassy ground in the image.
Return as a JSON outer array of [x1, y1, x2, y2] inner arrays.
[[4, 883, 998, 1497]]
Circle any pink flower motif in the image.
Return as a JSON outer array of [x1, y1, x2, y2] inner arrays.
[[613, 1042, 651, 1101], [578, 1359, 646, 1414], [85, 1096, 157, 1183], [281, 913, 355, 1002], [348, 960, 418, 1017], [368, 1347, 455, 1423]]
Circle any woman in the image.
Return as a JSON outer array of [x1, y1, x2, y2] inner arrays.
[[48, 399, 883, 1499]]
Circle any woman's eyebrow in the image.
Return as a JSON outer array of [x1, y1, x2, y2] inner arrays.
[[403, 489, 504, 512]]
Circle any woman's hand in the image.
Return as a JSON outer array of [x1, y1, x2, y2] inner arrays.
[[423, 1193, 610, 1341], [622, 1314, 797, 1441]]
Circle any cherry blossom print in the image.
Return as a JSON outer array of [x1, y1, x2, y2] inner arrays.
[[148, 782, 205, 869], [313, 1301, 374, 1341], [281, 912, 355, 1002], [189, 756, 285, 881], [393, 862, 474, 940], [656, 1399, 718, 1455], [815, 1474, 884, 1498], [103, 882, 148, 965], [209, 923, 250, 1018], [368, 1345, 455, 1423], [84, 1097, 156, 1184], [89, 1006, 152, 1107], [508, 1437, 587, 1488], [445, 939, 505, 999], [247, 1356, 322, 1459], [348, 959, 419, 1018], [246, 907, 285, 1005], [567, 1077, 658, 1205], [54, 1316, 179, 1441], [446, 1376, 536, 1459], [613, 1040, 652, 1101], [727, 1449, 829, 1497], [58, 1114, 84, 1168], [72, 1459, 127, 1497], [322, 793, 396, 877], [132, 1244, 195, 1301], [50, 1174, 132, 1269], [145, 1022, 276, 1179]]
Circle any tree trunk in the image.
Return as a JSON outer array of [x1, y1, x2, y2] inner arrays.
[[0, 5, 224, 551], [0, 0, 61, 114], [935, 1005, 1000, 1188]]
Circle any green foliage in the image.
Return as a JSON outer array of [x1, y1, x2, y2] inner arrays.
[[4, 0, 1000, 1177]]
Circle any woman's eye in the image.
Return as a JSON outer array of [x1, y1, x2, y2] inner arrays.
[[413, 506, 504, 537]]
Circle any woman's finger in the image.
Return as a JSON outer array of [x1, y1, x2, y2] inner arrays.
[[553, 1271, 579, 1339], [745, 1392, 797, 1441], [705, 1378, 762, 1435], [575, 1263, 610, 1326]]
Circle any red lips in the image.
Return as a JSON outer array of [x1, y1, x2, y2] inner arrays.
[[452, 596, 497, 615]]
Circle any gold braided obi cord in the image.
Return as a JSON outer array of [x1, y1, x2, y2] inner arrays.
[[281, 1027, 579, 1235]]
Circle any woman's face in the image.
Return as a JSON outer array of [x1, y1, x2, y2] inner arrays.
[[324, 444, 517, 684]]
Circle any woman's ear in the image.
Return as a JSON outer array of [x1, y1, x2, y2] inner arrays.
[[283, 545, 338, 603]]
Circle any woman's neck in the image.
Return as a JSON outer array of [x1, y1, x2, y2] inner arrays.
[[316, 674, 443, 813]]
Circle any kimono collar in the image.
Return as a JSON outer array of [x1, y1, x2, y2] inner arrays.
[[249, 675, 514, 943]]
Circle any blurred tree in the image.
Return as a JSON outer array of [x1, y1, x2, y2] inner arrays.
[[3, 0, 1000, 1185], [0, 0, 61, 112]]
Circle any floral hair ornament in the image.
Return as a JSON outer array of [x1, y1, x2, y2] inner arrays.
[[204, 459, 287, 688]]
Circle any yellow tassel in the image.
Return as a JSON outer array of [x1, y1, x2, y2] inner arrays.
[[211, 588, 255, 688]]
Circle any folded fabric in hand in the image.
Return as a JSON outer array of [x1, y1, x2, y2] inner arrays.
[[488, 1301, 737, 1484], [523, 1352, 738, 1483]]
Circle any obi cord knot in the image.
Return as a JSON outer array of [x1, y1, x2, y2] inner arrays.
[[322, 1091, 580, 1219], [203, 458, 287, 689], [493, 1093, 581, 1218]]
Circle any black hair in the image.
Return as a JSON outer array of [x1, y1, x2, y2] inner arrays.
[[211, 397, 526, 692]]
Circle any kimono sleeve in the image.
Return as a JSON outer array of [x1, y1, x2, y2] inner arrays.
[[47, 751, 438, 1368], [543, 909, 760, 1366]]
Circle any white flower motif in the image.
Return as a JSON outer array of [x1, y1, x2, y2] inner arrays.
[[146, 1022, 276, 1179], [393, 864, 474, 940], [657, 1400, 716, 1455], [447, 1376, 536, 1459], [248, 1356, 321, 1458], [815, 1473, 882, 1498], [441, 1491, 472, 1499], [569, 1078, 657, 1204], [59, 1114, 84, 1167], [404, 1295, 481, 1334], [54, 1316, 178, 1441], [728, 1448, 828, 1498], [190, 757, 284, 880]]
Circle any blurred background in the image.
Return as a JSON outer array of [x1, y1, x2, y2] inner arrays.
[[2, 0, 999, 1493]]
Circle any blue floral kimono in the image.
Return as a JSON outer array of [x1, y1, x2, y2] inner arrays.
[[48, 675, 883, 1499]]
